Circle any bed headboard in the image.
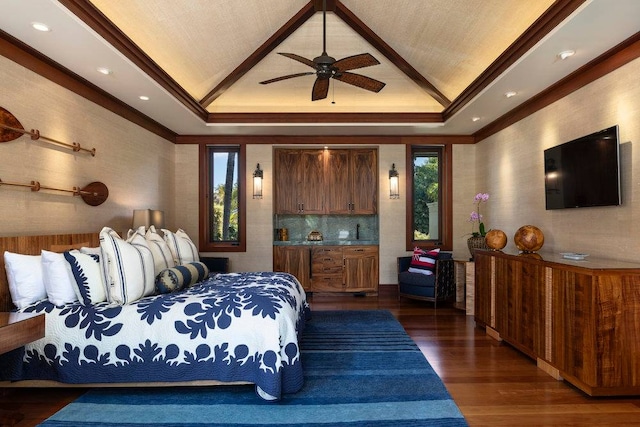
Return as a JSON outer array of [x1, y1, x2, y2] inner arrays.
[[0, 233, 100, 311]]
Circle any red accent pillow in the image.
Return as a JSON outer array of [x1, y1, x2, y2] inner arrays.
[[408, 247, 440, 275]]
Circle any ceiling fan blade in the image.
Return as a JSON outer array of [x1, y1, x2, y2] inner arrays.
[[312, 78, 330, 101], [259, 72, 315, 85], [278, 52, 316, 68], [333, 72, 386, 93], [333, 53, 380, 71]]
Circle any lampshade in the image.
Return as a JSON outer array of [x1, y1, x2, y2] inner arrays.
[[389, 164, 400, 199], [253, 163, 263, 199], [132, 209, 165, 230]]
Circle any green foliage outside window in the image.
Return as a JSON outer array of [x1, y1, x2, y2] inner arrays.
[[413, 153, 439, 241]]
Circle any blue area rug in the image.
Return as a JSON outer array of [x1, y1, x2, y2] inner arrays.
[[40, 310, 467, 426]]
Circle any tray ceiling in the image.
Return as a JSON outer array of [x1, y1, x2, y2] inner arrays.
[[1, 0, 639, 136]]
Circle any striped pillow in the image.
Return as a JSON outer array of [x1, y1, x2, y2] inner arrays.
[[144, 225, 176, 276], [155, 262, 209, 294], [408, 247, 440, 275], [162, 228, 199, 265], [99, 227, 155, 305]]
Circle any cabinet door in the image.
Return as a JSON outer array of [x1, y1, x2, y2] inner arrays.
[[343, 246, 378, 292], [350, 149, 377, 214], [474, 252, 493, 327], [298, 150, 325, 214], [274, 150, 301, 214], [326, 150, 351, 214], [495, 257, 545, 358], [273, 246, 311, 290]]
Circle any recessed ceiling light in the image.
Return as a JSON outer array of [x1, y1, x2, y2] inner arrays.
[[139, 96, 150, 101], [31, 22, 51, 32], [504, 91, 517, 98], [558, 50, 576, 60], [96, 67, 112, 75], [472, 117, 481, 122]]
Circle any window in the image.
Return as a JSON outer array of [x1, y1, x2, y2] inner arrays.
[[406, 145, 452, 250], [199, 145, 246, 252]]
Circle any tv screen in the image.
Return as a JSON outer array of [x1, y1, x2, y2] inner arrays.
[[544, 125, 621, 210]]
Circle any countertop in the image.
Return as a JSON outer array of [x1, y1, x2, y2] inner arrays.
[[273, 240, 378, 246]]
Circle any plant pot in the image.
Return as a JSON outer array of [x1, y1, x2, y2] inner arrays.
[[467, 236, 489, 261]]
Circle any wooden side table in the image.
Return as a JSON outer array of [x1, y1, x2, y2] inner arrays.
[[0, 312, 45, 354], [0, 311, 45, 425]]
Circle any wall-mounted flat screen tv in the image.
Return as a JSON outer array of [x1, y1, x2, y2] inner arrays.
[[544, 125, 621, 210]]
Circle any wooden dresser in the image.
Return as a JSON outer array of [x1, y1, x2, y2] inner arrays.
[[474, 249, 640, 396]]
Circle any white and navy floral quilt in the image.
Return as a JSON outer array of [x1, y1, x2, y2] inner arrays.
[[0, 272, 309, 400]]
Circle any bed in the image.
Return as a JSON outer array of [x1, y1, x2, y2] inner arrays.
[[0, 233, 309, 401]]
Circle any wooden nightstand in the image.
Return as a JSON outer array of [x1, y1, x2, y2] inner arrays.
[[0, 311, 45, 354], [0, 312, 45, 425]]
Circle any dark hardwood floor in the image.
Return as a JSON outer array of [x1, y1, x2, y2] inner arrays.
[[3, 285, 640, 426]]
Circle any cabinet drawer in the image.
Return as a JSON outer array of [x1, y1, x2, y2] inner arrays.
[[343, 246, 378, 256], [312, 275, 344, 292]]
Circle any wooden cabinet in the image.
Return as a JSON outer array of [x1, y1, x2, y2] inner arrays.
[[273, 246, 311, 291], [474, 250, 640, 396], [326, 149, 377, 214], [275, 148, 377, 215], [308, 245, 379, 294], [343, 246, 378, 292], [274, 149, 325, 214]]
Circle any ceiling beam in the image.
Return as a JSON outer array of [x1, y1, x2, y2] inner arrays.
[[199, 3, 316, 107], [207, 112, 443, 124], [0, 29, 177, 142], [334, 1, 451, 108], [59, 0, 208, 122]]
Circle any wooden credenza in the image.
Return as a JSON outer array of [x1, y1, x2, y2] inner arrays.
[[474, 249, 640, 396]]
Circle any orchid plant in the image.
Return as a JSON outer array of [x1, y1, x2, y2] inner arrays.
[[468, 192, 490, 237]]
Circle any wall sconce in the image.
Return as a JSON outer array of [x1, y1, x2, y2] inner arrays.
[[253, 163, 263, 199], [132, 209, 165, 230], [389, 163, 400, 199]]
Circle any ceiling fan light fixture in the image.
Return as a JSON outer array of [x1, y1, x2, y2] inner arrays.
[[258, 0, 385, 101]]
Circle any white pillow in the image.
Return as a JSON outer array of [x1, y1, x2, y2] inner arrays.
[[99, 227, 155, 305], [145, 225, 175, 276], [4, 251, 46, 309], [41, 250, 78, 305], [64, 250, 107, 305], [162, 228, 199, 265]]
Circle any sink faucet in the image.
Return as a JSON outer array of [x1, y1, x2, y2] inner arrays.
[[356, 223, 360, 240]]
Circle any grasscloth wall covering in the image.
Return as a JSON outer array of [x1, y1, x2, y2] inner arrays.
[[0, 55, 174, 236], [3, 51, 639, 281], [475, 57, 640, 261]]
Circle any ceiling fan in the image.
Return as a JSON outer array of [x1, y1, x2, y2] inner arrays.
[[259, 0, 385, 101]]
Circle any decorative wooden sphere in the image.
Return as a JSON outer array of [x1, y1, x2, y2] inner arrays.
[[485, 229, 507, 250], [514, 225, 544, 253]]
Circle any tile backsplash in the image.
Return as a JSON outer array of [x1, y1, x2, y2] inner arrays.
[[274, 215, 379, 243]]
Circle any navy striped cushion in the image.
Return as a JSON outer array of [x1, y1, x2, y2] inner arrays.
[[155, 262, 210, 294]]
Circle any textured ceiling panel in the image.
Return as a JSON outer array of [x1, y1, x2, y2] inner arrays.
[[87, 0, 556, 114], [90, 0, 309, 100], [342, 0, 556, 101]]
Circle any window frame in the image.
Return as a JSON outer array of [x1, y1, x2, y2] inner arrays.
[[198, 144, 246, 252], [405, 144, 453, 251]]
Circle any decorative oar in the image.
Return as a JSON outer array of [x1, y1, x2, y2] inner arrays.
[[0, 179, 109, 206], [0, 107, 96, 156]]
